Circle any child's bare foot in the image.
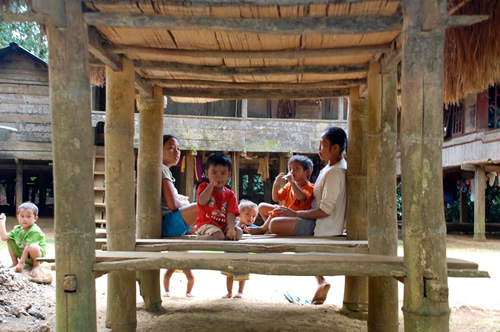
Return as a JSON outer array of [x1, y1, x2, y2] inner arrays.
[[15, 262, 23, 273], [222, 293, 232, 299], [30, 265, 41, 278], [186, 292, 194, 298], [234, 292, 243, 299], [312, 282, 330, 305]]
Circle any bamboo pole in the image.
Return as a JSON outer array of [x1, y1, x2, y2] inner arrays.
[[367, 62, 399, 331], [46, 0, 96, 330], [473, 168, 486, 241], [136, 86, 164, 311], [104, 57, 137, 331], [231, 151, 240, 200], [401, 1, 449, 330], [15, 160, 23, 208], [185, 151, 195, 202], [342, 87, 368, 319]]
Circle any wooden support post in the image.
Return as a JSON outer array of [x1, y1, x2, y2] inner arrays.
[[46, 1, 97, 330], [367, 62, 399, 331], [241, 99, 248, 118], [104, 57, 137, 331], [459, 190, 468, 223], [342, 87, 368, 319], [231, 151, 240, 200], [15, 160, 23, 208], [401, 1, 449, 330], [473, 168, 486, 241], [136, 86, 164, 311], [185, 151, 195, 202]]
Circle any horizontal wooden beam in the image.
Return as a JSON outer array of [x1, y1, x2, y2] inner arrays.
[[84, 0, 400, 7], [84, 12, 402, 35], [87, 27, 122, 71], [445, 15, 489, 28], [149, 78, 365, 90], [1, 12, 46, 23], [94, 251, 408, 277], [112, 44, 391, 60], [135, 73, 153, 97], [136, 60, 368, 76], [162, 87, 350, 99]]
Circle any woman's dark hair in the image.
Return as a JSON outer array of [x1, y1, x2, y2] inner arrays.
[[322, 127, 347, 153], [163, 134, 177, 146]]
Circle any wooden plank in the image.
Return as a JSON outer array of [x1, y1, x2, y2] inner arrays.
[[162, 88, 350, 99], [84, 0, 400, 6], [445, 15, 489, 28], [94, 251, 408, 277], [112, 44, 392, 59], [84, 12, 402, 35], [150, 78, 365, 90], [136, 60, 368, 76]]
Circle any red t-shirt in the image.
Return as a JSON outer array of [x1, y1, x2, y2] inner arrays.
[[196, 182, 240, 230]]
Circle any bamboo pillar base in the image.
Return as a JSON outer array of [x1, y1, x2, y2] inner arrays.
[[403, 308, 450, 332], [137, 270, 162, 311], [341, 276, 368, 320]]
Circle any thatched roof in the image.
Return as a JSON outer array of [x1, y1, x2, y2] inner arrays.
[[445, 0, 500, 103]]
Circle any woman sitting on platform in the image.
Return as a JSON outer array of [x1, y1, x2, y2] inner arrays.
[[258, 127, 347, 305], [160, 134, 198, 297]]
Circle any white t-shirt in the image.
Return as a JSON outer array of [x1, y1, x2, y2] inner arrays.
[[311, 158, 347, 236]]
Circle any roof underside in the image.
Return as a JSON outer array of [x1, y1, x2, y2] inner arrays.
[[81, 0, 499, 103], [84, 0, 401, 101]]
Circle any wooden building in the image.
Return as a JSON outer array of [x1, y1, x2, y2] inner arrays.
[[2, 0, 498, 331], [0, 43, 53, 214]]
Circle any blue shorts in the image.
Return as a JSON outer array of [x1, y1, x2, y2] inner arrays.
[[162, 210, 191, 237], [293, 218, 316, 236]]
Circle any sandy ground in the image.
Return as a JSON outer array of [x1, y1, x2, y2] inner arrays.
[[1, 216, 500, 331]]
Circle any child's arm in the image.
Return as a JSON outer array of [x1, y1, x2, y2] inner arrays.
[[285, 175, 307, 201], [0, 213, 9, 241], [272, 172, 285, 202], [225, 213, 237, 240], [162, 178, 188, 211], [197, 183, 215, 205]]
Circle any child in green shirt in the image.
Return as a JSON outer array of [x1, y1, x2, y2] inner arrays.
[[0, 202, 46, 278]]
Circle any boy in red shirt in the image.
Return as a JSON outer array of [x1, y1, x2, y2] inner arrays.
[[196, 153, 242, 241], [249, 155, 314, 235]]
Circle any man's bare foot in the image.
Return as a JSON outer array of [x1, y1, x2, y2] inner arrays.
[[9, 263, 17, 269], [222, 293, 232, 299], [15, 262, 23, 273], [186, 292, 194, 298], [312, 282, 330, 305], [234, 292, 243, 299], [246, 227, 265, 235], [30, 265, 41, 278]]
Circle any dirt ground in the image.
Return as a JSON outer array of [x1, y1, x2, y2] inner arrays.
[[0, 216, 499, 331]]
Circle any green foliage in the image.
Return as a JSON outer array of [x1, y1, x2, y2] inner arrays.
[[0, 2, 48, 61], [241, 174, 265, 196], [397, 182, 500, 223]]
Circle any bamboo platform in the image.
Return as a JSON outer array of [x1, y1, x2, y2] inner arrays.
[[96, 235, 370, 254]]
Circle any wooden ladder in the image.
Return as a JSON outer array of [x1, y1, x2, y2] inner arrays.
[[93, 146, 106, 236]]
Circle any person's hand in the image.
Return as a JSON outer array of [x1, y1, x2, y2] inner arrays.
[[0, 213, 6, 224], [274, 172, 286, 184], [225, 228, 237, 240], [284, 171, 294, 183], [272, 206, 297, 217]]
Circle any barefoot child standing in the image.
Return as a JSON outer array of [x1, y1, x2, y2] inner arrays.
[[222, 200, 258, 299], [0, 202, 46, 278]]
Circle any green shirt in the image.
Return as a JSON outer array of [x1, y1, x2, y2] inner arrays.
[[7, 223, 47, 256]]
